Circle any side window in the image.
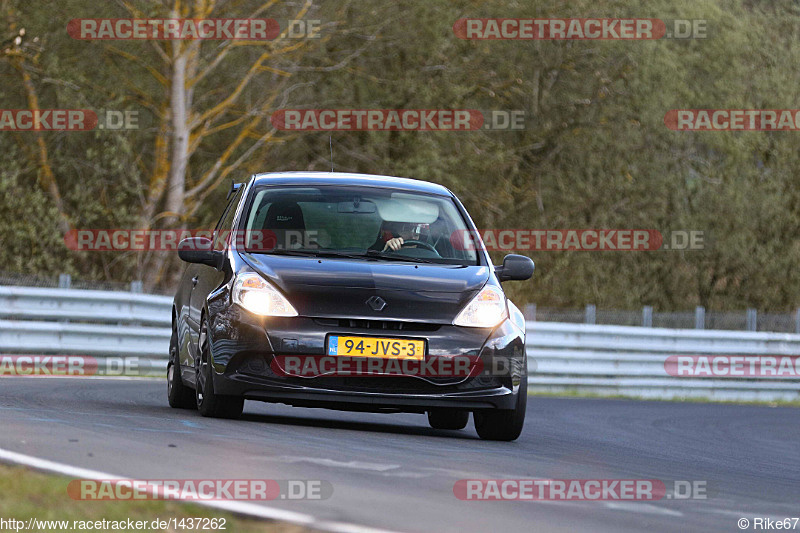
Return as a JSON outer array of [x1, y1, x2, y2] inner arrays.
[[213, 188, 243, 251]]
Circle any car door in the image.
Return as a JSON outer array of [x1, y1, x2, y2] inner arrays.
[[186, 187, 243, 366]]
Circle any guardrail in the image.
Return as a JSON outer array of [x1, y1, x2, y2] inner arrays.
[[526, 322, 800, 402], [0, 286, 171, 327], [0, 286, 171, 372], [0, 285, 797, 401]]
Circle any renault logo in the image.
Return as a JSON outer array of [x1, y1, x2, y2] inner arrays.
[[366, 296, 387, 311]]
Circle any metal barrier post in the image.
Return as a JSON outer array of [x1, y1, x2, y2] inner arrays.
[[694, 306, 705, 329], [585, 304, 596, 325], [642, 306, 653, 328], [746, 308, 757, 332]]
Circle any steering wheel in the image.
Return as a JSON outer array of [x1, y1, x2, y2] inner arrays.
[[400, 239, 439, 254]]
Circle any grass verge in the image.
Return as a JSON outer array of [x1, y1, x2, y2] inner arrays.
[[0, 463, 309, 532]]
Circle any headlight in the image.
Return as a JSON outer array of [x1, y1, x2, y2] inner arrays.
[[453, 285, 507, 328], [507, 299, 526, 333], [232, 272, 298, 317]]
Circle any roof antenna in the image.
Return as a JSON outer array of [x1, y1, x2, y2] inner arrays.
[[329, 136, 334, 172]]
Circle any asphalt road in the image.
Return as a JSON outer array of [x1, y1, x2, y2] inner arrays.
[[0, 377, 798, 532]]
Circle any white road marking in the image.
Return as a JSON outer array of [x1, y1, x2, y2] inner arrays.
[[604, 502, 684, 516], [706, 508, 793, 522], [0, 447, 402, 533], [269, 455, 401, 472], [705, 508, 752, 517], [381, 471, 431, 479]]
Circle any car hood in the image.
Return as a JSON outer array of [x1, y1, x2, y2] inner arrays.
[[241, 253, 490, 322]]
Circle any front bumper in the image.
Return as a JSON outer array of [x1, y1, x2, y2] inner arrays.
[[205, 300, 526, 413], [214, 373, 518, 412]]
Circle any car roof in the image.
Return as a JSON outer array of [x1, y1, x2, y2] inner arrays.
[[250, 171, 453, 197]]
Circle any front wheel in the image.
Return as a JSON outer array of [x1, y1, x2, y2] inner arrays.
[[168, 323, 196, 409], [474, 377, 527, 441], [196, 318, 244, 419]]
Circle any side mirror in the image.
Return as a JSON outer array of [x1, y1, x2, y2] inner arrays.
[[495, 254, 534, 282], [178, 237, 223, 269]]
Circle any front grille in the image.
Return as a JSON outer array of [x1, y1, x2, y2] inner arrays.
[[313, 318, 440, 332], [295, 376, 467, 393]]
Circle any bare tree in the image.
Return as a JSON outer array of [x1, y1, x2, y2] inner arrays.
[[100, 0, 328, 287]]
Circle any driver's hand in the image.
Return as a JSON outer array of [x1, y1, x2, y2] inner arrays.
[[383, 237, 404, 252]]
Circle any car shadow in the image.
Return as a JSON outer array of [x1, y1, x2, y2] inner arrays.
[[238, 410, 480, 440]]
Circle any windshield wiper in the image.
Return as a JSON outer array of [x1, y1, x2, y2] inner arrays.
[[257, 249, 320, 257], [364, 250, 436, 263], [258, 248, 436, 263], [260, 249, 376, 261], [313, 250, 379, 260]]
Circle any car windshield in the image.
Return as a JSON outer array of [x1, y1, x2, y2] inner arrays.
[[241, 185, 478, 266]]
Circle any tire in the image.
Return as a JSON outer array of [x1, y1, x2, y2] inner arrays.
[[196, 318, 244, 419], [427, 409, 469, 430], [474, 377, 527, 441], [167, 322, 196, 409]]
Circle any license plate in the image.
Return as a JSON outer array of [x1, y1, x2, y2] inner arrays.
[[327, 335, 424, 360]]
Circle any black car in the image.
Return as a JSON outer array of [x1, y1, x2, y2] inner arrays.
[[168, 172, 534, 441]]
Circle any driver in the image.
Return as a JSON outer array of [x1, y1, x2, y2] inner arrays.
[[369, 221, 430, 252]]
